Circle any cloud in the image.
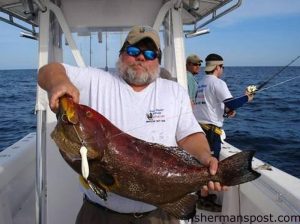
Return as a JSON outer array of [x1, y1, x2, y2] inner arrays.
[[236, 0, 300, 18], [208, 0, 300, 27]]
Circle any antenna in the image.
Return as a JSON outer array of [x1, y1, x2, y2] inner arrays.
[[185, 28, 210, 38], [105, 32, 108, 71], [20, 31, 38, 40]]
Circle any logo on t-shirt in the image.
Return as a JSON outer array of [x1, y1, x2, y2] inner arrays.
[[195, 84, 206, 105], [146, 109, 165, 123]]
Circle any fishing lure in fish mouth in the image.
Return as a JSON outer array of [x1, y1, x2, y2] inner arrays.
[[59, 110, 91, 180], [80, 145, 89, 179], [72, 125, 91, 181]]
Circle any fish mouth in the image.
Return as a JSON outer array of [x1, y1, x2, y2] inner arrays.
[[58, 96, 79, 124]]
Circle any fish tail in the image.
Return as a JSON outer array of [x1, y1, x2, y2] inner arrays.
[[215, 150, 261, 186]]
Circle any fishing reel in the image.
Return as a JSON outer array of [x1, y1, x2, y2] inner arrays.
[[246, 85, 257, 94]]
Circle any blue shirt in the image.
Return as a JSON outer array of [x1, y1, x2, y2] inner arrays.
[[187, 71, 198, 103]]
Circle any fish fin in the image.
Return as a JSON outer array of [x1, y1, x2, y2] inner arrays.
[[217, 150, 261, 186], [160, 194, 197, 220], [79, 175, 90, 189], [87, 180, 108, 201], [80, 175, 109, 201], [86, 167, 116, 200]]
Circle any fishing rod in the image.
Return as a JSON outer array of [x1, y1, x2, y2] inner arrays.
[[256, 74, 300, 93], [223, 56, 300, 117], [247, 55, 300, 93]]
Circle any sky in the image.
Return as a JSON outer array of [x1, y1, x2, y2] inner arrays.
[[0, 0, 300, 69]]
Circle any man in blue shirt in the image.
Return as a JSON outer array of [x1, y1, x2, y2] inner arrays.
[[186, 54, 202, 104]]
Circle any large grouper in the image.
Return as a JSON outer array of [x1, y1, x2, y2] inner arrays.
[[51, 96, 261, 219]]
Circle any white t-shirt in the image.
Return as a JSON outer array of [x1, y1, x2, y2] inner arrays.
[[193, 75, 232, 127], [63, 64, 202, 213]]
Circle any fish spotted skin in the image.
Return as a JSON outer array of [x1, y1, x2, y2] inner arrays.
[[51, 96, 261, 219]]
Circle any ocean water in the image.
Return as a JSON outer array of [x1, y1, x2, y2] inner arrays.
[[0, 67, 299, 178], [0, 69, 37, 151]]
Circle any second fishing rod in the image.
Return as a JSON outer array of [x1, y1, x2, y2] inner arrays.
[[223, 55, 300, 117]]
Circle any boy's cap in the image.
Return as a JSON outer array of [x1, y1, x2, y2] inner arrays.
[[205, 60, 224, 72], [205, 53, 223, 72]]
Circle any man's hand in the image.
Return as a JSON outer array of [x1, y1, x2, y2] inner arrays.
[[49, 82, 79, 112], [245, 91, 254, 102], [202, 156, 228, 193], [224, 107, 236, 118], [245, 85, 256, 102], [177, 133, 228, 193], [38, 63, 80, 113]]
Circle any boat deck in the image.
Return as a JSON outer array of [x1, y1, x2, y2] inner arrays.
[[13, 189, 35, 224]]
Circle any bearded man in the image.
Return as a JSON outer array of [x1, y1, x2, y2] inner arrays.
[[38, 25, 226, 224]]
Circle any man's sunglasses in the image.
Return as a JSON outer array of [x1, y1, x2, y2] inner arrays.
[[126, 46, 158, 61], [191, 63, 201, 66]]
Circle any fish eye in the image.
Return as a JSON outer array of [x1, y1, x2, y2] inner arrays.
[[86, 111, 92, 118], [61, 113, 69, 123]]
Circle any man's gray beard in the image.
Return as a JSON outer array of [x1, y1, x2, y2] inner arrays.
[[116, 59, 160, 86]]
